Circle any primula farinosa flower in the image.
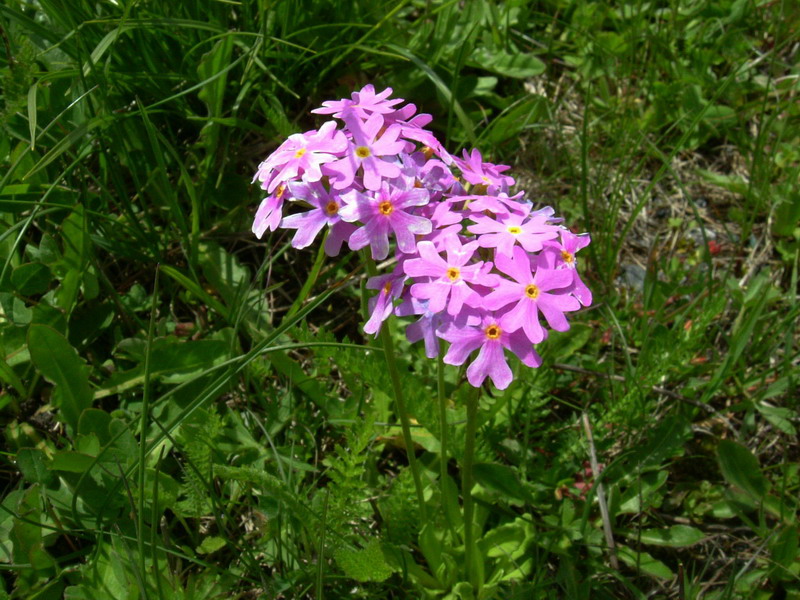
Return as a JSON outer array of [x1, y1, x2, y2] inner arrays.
[[541, 231, 593, 307], [280, 181, 355, 256], [468, 204, 561, 256], [364, 270, 406, 336], [251, 83, 592, 389], [252, 184, 290, 238], [255, 121, 347, 193], [441, 313, 542, 390], [454, 148, 515, 190], [339, 182, 431, 260], [312, 84, 404, 119], [485, 246, 580, 344], [403, 239, 493, 316], [323, 112, 405, 191]]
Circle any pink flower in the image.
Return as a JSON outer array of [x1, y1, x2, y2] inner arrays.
[[403, 239, 493, 316], [454, 148, 514, 189], [312, 84, 404, 119], [541, 231, 593, 307], [339, 182, 431, 260], [280, 182, 356, 256], [252, 184, 290, 238], [323, 112, 405, 191], [364, 269, 406, 336], [254, 121, 347, 193], [485, 247, 580, 344], [440, 312, 541, 389], [468, 205, 561, 256]]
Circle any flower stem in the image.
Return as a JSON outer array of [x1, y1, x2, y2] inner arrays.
[[462, 385, 480, 588], [364, 254, 427, 520], [378, 323, 427, 520], [437, 345, 457, 538]]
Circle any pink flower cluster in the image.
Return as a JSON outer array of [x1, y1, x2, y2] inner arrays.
[[252, 85, 591, 389]]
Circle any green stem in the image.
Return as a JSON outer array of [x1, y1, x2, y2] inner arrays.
[[138, 265, 159, 599], [437, 345, 455, 535], [364, 254, 427, 520], [378, 317, 427, 520], [462, 385, 480, 589]]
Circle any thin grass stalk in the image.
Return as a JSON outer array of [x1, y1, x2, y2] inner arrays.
[[137, 265, 159, 599]]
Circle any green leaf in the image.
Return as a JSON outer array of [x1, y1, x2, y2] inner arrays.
[[28, 324, 93, 430], [472, 462, 532, 504], [197, 36, 234, 118], [471, 47, 546, 79], [50, 451, 96, 473], [769, 525, 799, 578], [634, 525, 705, 547], [755, 403, 796, 436], [196, 535, 227, 555], [16, 448, 54, 485], [717, 440, 770, 500], [617, 545, 673, 579], [11, 262, 52, 295]]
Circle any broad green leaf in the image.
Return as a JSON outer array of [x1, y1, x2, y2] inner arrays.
[[11, 262, 52, 295], [717, 440, 770, 500], [473, 462, 532, 504], [471, 47, 546, 79], [770, 525, 799, 576], [196, 536, 226, 555], [78, 409, 112, 445], [50, 451, 96, 473], [634, 525, 705, 547], [16, 448, 54, 485], [479, 518, 533, 559], [28, 324, 93, 430], [617, 545, 673, 579]]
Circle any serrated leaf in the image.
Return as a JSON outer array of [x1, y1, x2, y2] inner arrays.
[[717, 440, 770, 500], [333, 540, 394, 583], [28, 324, 93, 430]]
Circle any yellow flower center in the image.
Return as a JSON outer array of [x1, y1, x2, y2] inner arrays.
[[294, 148, 306, 159], [324, 200, 339, 215], [484, 324, 501, 340], [525, 284, 540, 299], [276, 184, 286, 198], [507, 226, 522, 235], [561, 250, 575, 264], [421, 146, 434, 160], [383, 281, 392, 294], [355, 146, 371, 159], [379, 201, 394, 216], [446, 267, 460, 281]]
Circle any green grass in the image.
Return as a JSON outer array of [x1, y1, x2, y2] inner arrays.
[[1, 0, 799, 598]]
